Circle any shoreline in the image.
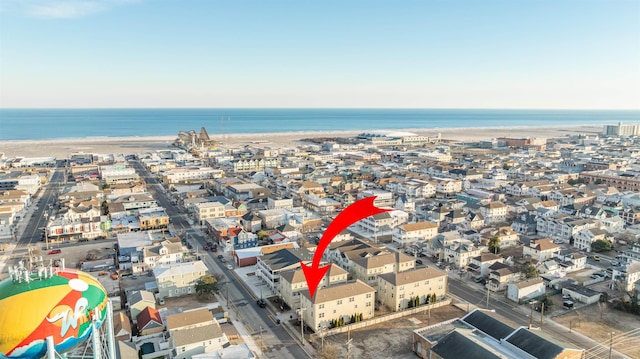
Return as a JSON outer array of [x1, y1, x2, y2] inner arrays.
[[0, 125, 603, 159]]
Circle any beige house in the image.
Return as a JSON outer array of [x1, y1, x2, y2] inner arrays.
[[166, 308, 229, 359], [523, 237, 561, 262], [300, 280, 376, 332], [143, 239, 187, 270], [377, 267, 447, 311], [392, 221, 439, 248], [154, 261, 208, 300], [480, 201, 508, 224], [351, 252, 415, 287], [279, 264, 348, 308]]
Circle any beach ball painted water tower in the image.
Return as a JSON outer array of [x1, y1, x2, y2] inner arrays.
[[0, 267, 116, 359]]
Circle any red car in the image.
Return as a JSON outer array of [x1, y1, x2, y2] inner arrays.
[[48, 249, 61, 255], [204, 246, 209, 251]]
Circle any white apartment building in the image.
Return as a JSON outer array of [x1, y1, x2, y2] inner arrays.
[[358, 210, 409, 237], [162, 167, 223, 184], [573, 228, 609, 252], [358, 189, 394, 207], [279, 265, 348, 309], [432, 178, 462, 195], [376, 267, 447, 311], [143, 240, 187, 269], [536, 214, 599, 243], [444, 241, 484, 269], [392, 221, 439, 248], [300, 280, 376, 332], [154, 261, 208, 300]]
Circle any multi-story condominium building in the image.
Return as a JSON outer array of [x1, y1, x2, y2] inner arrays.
[[143, 239, 187, 269], [549, 188, 596, 207], [621, 206, 640, 225], [351, 252, 415, 287], [603, 122, 639, 136], [392, 221, 439, 248], [479, 201, 508, 224], [580, 170, 640, 192], [138, 207, 170, 230], [573, 228, 609, 252], [358, 189, 394, 207], [279, 264, 348, 309], [267, 197, 294, 210], [109, 193, 158, 215], [324, 238, 388, 272], [100, 164, 139, 184], [166, 308, 230, 359], [536, 214, 599, 243], [300, 280, 376, 332], [231, 157, 280, 172], [432, 178, 462, 195], [443, 241, 484, 269], [224, 183, 270, 202], [256, 248, 314, 292], [154, 260, 208, 299], [162, 167, 223, 184], [387, 179, 436, 198], [376, 267, 447, 311], [358, 210, 409, 237], [523, 238, 560, 262], [303, 194, 341, 214], [193, 201, 225, 224], [46, 216, 102, 241]]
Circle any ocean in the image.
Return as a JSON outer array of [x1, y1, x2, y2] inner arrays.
[[0, 108, 638, 141]]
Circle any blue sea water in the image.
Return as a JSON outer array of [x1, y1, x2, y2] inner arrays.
[[0, 108, 638, 140]]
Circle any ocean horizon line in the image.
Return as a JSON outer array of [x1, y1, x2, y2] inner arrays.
[[1, 107, 640, 112]]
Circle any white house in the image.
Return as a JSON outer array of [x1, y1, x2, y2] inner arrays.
[[507, 277, 545, 303]]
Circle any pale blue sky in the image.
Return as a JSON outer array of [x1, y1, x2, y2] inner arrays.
[[0, 0, 638, 109]]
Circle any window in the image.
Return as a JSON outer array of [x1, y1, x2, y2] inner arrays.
[[349, 297, 354, 302], [319, 304, 324, 309], [319, 313, 324, 318], [366, 293, 372, 298], [337, 300, 342, 305]]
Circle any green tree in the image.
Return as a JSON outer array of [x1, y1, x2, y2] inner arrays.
[[488, 235, 501, 254], [430, 293, 437, 303], [195, 274, 218, 297], [522, 262, 538, 278], [408, 299, 414, 308], [257, 230, 269, 242], [540, 294, 553, 311], [591, 239, 612, 253], [101, 200, 109, 215]]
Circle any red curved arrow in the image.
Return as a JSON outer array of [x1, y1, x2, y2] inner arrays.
[[301, 196, 391, 297]]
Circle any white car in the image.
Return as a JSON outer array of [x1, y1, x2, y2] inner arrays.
[[226, 264, 233, 270]]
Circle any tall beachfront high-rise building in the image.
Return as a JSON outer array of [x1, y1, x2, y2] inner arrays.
[[603, 122, 639, 136]]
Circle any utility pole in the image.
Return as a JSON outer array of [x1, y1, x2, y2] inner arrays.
[[260, 325, 264, 352], [609, 332, 614, 359], [346, 327, 352, 359], [297, 307, 306, 345], [540, 303, 545, 329], [486, 287, 490, 308], [529, 302, 534, 329]]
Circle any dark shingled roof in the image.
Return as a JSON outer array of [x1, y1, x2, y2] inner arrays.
[[462, 310, 515, 341], [431, 331, 502, 359], [506, 328, 564, 359]]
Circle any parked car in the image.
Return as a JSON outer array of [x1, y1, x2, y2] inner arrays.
[[217, 255, 224, 259], [415, 259, 423, 265], [257, 298, 267, 308], [204, 246, 209, 251], [110, 272, 119, 280], [130, 275, 138, 280], [226, 264, 233, 270], [592, 255, 601, 261], [47, 249, 61, 255], [211, 246, 218, 252]]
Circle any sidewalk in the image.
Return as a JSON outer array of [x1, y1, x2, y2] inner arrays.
[[215, 292, 265, 358]]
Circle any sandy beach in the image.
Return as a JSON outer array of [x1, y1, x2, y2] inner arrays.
[[0, 125, 602, 159]]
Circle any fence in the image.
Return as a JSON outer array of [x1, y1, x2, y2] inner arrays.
[[311, 299, 451, 338]]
